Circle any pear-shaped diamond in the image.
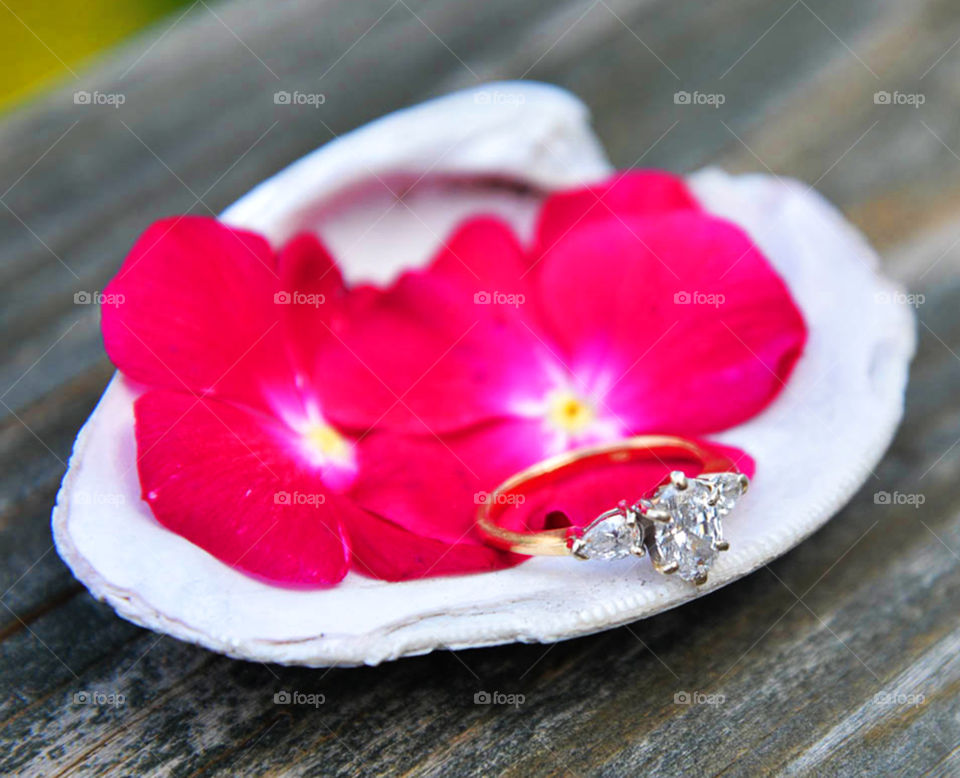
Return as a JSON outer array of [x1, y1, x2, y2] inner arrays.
[[577, 507, 644, 560], [701, 472, 747, 516]]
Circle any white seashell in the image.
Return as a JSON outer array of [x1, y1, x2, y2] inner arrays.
[[52, 82, 915, 666]]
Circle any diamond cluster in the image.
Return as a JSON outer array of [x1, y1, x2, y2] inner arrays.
[[572, 471, 747, 585]]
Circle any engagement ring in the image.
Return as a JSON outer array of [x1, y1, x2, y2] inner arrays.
[[476, 435, 749, 585]]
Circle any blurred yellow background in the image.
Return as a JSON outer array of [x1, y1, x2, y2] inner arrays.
[[0, 0, 192, 109]]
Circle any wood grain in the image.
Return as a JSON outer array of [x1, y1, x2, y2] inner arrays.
[[2, 0, 959, 774]]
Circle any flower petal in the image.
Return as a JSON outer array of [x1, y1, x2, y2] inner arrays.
[[275, 232, 350, 377], [135, 389, 356, 587], [350, 417, 552, 544], [103, 217, 292, 414], [535, 212, 807, 434], [421, 216, 534, 305], [346, 509, 522, 581], [315, 266, 557, 435], [535, 170, 699, 251]]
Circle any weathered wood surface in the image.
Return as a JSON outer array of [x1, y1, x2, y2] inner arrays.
[[2, 0, 960, 774]]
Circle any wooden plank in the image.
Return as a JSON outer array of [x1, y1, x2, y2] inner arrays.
[[2, 0, 960, 774]]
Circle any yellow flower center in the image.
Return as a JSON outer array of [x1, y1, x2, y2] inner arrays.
[[545, 389, 596, 434], [303, 422, 351, 465]]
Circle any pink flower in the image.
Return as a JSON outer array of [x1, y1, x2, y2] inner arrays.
[[320, 172, 804, 516], [102, 220, 519, 586], [101, 171, 805, 587]]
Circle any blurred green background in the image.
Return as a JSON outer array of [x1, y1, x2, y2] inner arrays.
[[0, 0, 193, 109]]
